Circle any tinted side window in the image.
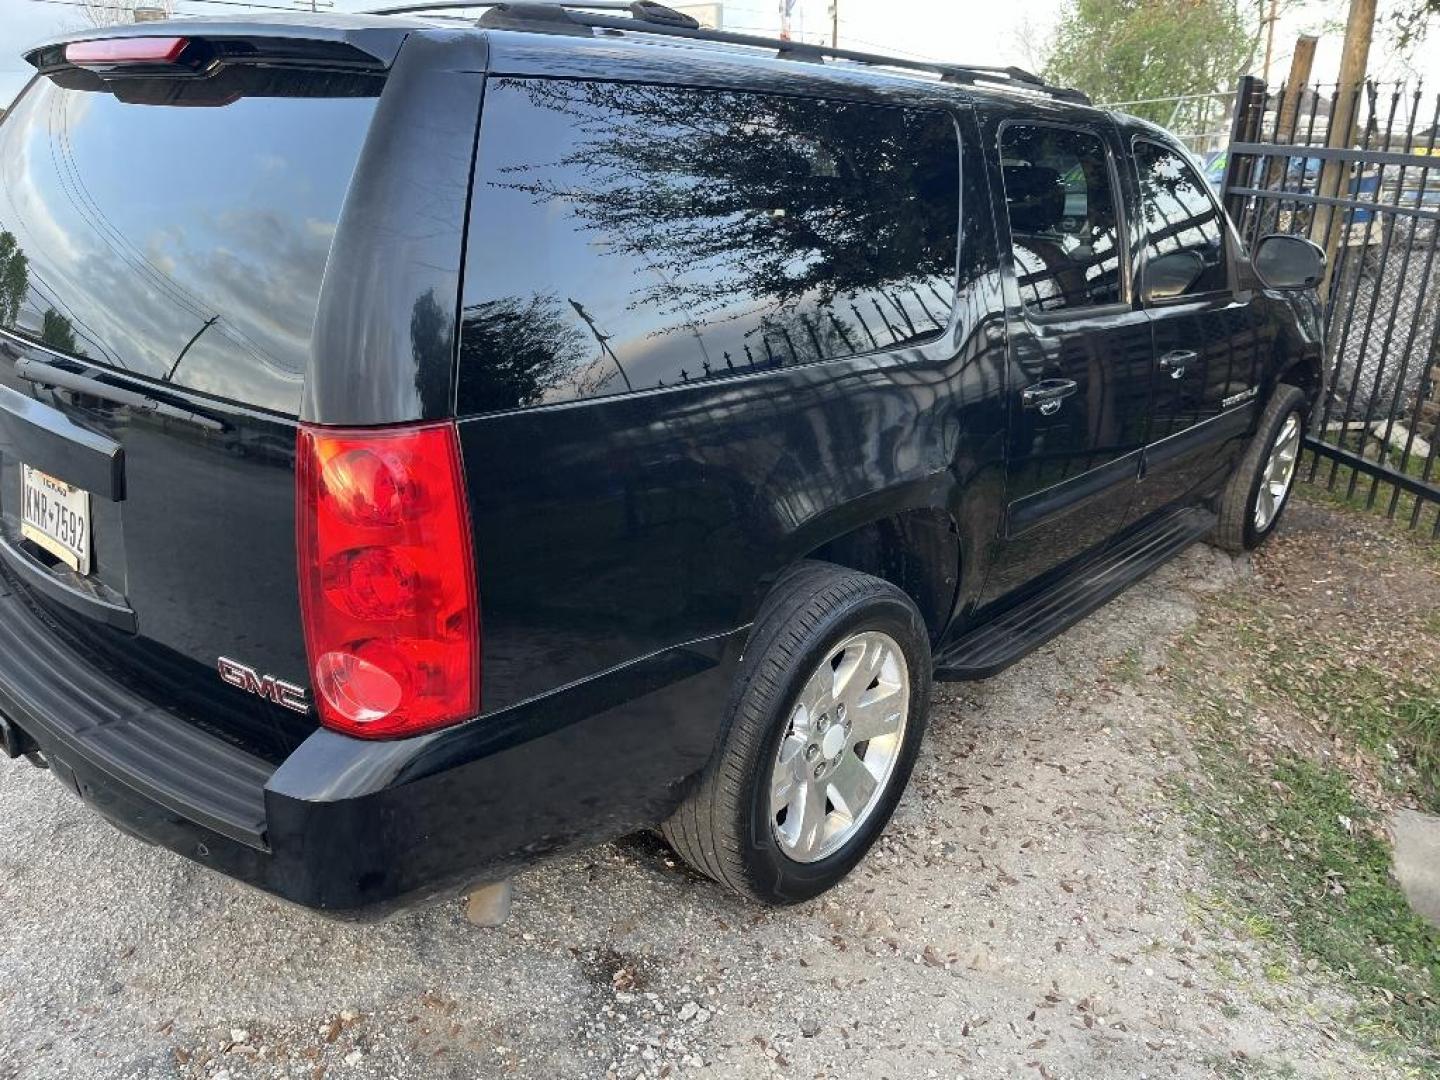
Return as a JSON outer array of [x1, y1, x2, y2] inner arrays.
[[1133, 140, 1228, 297], [457, 79, 960, 413], [0, 70, 380, 415], [999, 125, 1123, 314]]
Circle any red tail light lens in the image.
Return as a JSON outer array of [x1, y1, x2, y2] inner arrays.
[[66, 37, 189, 67], [297, 423, 480, 739]]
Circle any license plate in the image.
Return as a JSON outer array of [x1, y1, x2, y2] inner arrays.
[[21, 465, 91, 575]]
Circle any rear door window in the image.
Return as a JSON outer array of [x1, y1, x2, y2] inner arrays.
[[458, 78, 961, 414], [0, 69, 380, 415]]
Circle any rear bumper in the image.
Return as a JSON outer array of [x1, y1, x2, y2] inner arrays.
[[0, 569, 741, 916]]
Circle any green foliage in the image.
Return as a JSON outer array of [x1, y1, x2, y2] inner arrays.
[[1179, 692, 1440, 1051], [1389, 0, 1439, 50], [0, 229, 27, 327], [1186, 742, 1440, 1055], [39, 309, 78, 355], [1043, 0, 1254, 129], [1170, 511, 1440, 1064]]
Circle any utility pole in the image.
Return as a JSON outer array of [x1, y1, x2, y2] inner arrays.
[[1279, 33, 1319, 134], [568, 299, 632, 393], [1261, 34, 1318, 189], [165, 315, 218, 383], [1261, 0, 1279, 83], [829, 0, 838, 48], [1312, 0, 1376, 293]]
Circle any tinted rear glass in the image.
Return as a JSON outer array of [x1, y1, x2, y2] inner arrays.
[[458, 78, 960, 414], [0, 69, 380, 414]]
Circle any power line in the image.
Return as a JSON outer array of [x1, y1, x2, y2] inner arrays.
[[838, 36, 945, 64], [724, 22, 948, 65], [26, 0, 302, 12]]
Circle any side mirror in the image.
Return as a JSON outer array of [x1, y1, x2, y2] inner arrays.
[[1252, 234, 1325, 290], [1141, 250, 1206, 303]]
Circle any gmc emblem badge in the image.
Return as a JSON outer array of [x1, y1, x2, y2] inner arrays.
[[217, 656, 310, 715]]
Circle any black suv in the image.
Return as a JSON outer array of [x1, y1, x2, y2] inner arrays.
[[0, 3, 1324, 914]]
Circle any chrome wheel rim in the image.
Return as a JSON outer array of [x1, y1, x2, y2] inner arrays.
[[1254, 411, 1302, 532], [768, 630, 910, 864]]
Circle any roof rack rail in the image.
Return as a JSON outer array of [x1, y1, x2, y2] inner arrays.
[[364, 0, 1092, 105]]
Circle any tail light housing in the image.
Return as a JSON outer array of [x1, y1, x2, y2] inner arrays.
[[65, 37, 190, 67], [296, 423, 480, 739]]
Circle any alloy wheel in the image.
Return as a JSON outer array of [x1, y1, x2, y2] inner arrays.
[[768, 630, 910, 863], [1254, 411, 1302, 532]]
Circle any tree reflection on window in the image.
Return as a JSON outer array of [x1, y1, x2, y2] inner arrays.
[[999, 125, 1123, 314], [1133, 140, 1229, 297], [458, 79, 961, 413]]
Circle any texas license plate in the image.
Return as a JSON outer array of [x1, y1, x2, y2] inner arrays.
[[21, 465, 91, 575]]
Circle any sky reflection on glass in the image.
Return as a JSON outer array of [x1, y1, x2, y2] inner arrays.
[[0, 72, 379, 415]]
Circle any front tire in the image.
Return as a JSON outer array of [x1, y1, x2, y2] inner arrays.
[[662, 562, 931, 905], [1212, 383, 1307, 552]]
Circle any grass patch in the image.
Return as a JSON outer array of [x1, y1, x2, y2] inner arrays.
[[1198, 587, 1440, 811], [1168, 499, 1440, 1066], [1111, 646, 1144, 686], [1263, 661, 1440, 811], [1205, 1053, 1300, 1078], [1182, 734, 1440, 1058], [1299, 449, 1440, 561]]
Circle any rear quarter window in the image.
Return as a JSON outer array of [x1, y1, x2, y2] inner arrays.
[[457, 78, 961, 414], [0, 69, 380, 415]]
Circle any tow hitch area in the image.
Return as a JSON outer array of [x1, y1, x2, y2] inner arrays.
[[0, 712, 40, 761]]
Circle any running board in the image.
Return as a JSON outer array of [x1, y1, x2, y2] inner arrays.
[[933, 507, 1216, 680]]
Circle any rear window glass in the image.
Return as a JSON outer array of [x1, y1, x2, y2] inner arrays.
[[458, 78, 960, 414], [0, 69, 380, 415]]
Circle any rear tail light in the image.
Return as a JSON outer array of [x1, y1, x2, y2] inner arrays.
[[65, 37, 190, 67], [296, 423, 480, 739]]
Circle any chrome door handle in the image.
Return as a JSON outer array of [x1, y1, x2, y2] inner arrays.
[[1158, 349, 1196, 379], [1021, 378, 1079, 416]]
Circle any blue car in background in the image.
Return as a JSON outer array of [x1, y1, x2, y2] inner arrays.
[[1203, 149, 1392, 224]]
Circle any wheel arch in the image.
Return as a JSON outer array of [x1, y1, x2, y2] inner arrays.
[[803, 509, 960, 644], [1264, 292, 1325, 412], [736, 482, 967, 647], [1277, 350, 1323, 409]]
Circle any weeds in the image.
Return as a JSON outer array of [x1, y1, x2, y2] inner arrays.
[[1169, 490, 1440, 1065], [1183, 733, 1440, 1057]]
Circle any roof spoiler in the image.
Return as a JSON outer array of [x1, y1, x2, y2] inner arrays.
[[24, 18, 415, 75]]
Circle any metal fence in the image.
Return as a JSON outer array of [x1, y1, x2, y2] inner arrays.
[[1221, 75, 1440, 534]]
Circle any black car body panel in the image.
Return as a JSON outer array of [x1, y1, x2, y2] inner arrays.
[[304, 28, 489, 427], [0, 15, 1324, 913]]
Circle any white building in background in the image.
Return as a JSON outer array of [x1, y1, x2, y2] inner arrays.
[[672, 2, 724, 27]]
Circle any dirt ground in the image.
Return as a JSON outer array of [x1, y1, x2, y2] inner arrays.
[[0, 499, 1422, 1080]]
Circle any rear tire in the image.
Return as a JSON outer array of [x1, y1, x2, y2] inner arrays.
[[662, 561, 931, 905], [1211, 383, 1307, 553]]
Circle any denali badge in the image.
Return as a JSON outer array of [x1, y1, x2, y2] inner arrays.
[[217, 657, 310, 715], [1222, 386, 1259, 409]]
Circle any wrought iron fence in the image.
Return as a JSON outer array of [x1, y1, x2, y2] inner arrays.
[[1221, 75, 1440, 534]]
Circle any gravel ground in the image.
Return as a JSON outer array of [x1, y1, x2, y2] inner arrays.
[[0, 519, 1396, 1080]]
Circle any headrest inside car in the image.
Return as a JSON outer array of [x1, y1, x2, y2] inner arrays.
[[1004, 164, 1065, 233]]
